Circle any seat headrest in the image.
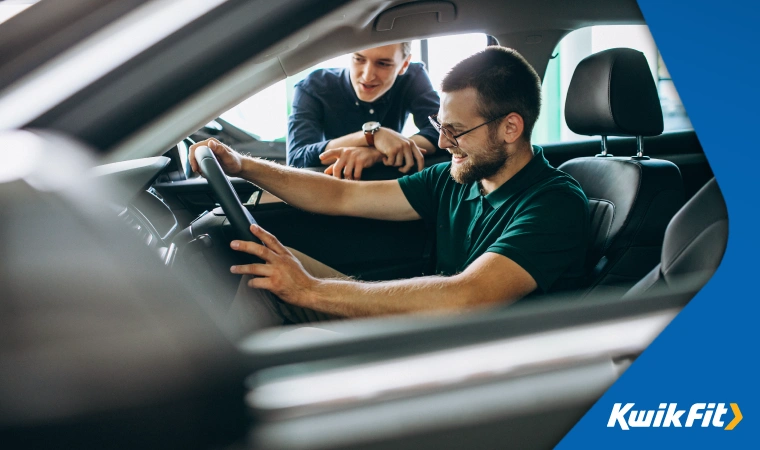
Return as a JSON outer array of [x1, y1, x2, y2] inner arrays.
[[565, 48, 663, 137]]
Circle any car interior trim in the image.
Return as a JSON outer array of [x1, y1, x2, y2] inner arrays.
[[251, 360, 617, 449], [0, 0, 229, 131], [0, 0, 152, 94], [248, 309, 677, 418]]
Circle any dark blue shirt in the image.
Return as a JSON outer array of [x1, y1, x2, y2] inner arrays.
[[287, 62, 441, 168]]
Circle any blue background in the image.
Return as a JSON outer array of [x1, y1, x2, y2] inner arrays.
[[559, 0, 758, 447]]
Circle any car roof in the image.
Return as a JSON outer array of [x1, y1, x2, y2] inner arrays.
[[278, 0, 643, 77]]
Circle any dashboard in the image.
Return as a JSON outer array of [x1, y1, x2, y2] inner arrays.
[[91, 156, 180, 263], [90, 153, 255, 294]]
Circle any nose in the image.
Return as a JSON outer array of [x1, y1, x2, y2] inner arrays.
[[362, 62, 375, 81], [437, 130, 452, 150]]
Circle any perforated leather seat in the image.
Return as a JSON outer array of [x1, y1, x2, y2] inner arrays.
[[624, 178, 728, 298], [558, 48, 685, 297]]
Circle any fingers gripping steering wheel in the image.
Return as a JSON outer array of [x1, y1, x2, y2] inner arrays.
[[194, 146, 264, 261]]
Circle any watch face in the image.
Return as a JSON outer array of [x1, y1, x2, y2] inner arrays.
[[362, 121, 381, 132]]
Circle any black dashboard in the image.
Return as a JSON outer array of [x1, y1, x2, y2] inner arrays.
[[91, 154, 251, 304], [92, 156, 180, 262]]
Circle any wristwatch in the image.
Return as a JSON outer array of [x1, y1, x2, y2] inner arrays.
[[362, 121, 381, 146]]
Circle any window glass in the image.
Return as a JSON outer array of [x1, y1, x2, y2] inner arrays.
[[533, 25, 692, 145], [220, 34, 487, 143], [403, 33, 488, 135]]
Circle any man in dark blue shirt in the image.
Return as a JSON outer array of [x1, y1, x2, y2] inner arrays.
[[287, 43, 441, 179]]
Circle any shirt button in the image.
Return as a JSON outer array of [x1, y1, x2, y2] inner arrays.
[[369, 109, 374, 114], [355, 101, 359, 106]]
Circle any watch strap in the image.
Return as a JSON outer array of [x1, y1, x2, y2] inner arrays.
[[364, 129, 375, 146]]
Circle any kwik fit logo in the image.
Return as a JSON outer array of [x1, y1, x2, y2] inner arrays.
[[608, 403, 742, 430]]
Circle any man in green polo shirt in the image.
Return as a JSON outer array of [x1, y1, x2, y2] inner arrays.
[[189, 46, 589, 327]]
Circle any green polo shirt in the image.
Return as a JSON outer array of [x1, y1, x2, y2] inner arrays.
[[397, 146, 589, 293]]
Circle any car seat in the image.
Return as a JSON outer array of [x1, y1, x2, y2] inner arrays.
[[558, 48, 685, 298], [623, 178, 728, 298]]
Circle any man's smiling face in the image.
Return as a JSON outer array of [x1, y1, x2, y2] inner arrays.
[[349, 44, 410, 103], [437, 88, 509, 185]]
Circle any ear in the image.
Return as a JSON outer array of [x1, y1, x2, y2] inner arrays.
[[397, 54, 412, 76], [502, 112, 525, 144]]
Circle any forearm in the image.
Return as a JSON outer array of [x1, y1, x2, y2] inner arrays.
[[411, 134, 436, 155], [302, 275, 480, 318], [325, 131, 367, 150], [326, 131, 435, 154], [239, 156, 348, 216]]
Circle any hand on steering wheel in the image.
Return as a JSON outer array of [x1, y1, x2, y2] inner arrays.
[[191, 139, 263, 260], [189, 138, 243, 176]]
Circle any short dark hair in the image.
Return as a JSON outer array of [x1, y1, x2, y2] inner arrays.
[[441, 46, 541, 141]]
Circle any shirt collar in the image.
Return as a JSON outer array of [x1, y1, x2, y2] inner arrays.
[[464, 181, 482, 201], [463, 146, 550, 208]]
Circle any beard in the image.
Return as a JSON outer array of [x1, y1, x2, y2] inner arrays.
[[450, 132, 509, 185]]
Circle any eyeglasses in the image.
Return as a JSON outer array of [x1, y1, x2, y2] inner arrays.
[[428, 113, 510, 148]]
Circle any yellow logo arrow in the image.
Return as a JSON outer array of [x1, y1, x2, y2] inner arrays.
[[725, 403, 742, 430]]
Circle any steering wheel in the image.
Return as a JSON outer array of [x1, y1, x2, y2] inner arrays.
[[194, 146, 264, 259]]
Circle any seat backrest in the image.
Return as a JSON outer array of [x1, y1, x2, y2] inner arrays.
[[561, 157, 684, 294], [624, 178, 728, 298], [558, 48, 684, 297]]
